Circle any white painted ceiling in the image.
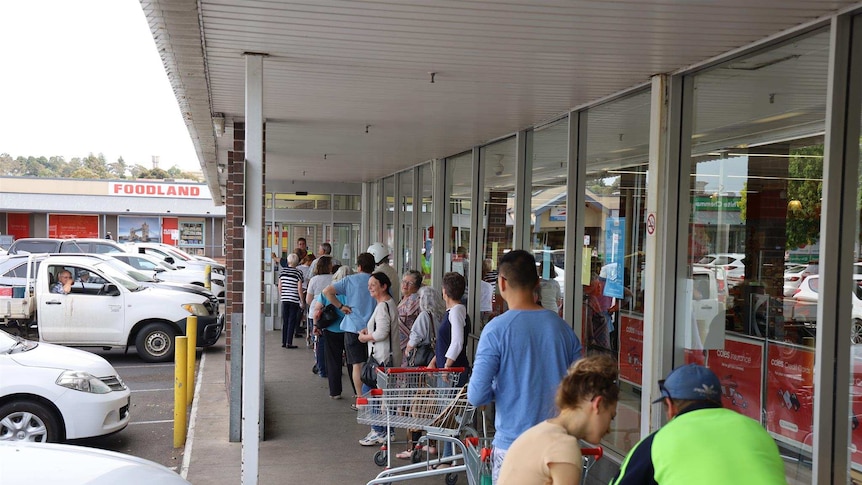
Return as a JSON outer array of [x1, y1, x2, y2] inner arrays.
[[140, 0, 861, 204]]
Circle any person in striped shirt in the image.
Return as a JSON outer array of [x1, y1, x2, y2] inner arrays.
[[279, 252, 305, 348]]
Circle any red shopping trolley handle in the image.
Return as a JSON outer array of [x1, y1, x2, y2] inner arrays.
[[379, 367, 466, 374], [581, 447, 603, 459]]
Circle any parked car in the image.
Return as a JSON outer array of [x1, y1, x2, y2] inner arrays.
[[784, 262, 814, 297], [695, 253, 746, 286], [124, 243, 226, 302], [109, 252, 225, 299], [792, 274, 862, 343], [0, 329, 130, 442], [0, 441, 190, 484], [7, 238, 126, 256]]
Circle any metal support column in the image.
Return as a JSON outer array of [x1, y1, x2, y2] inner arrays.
[[241, 52, 265, 485]]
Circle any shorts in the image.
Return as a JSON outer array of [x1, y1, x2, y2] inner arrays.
[[344, 332, 368, 365]]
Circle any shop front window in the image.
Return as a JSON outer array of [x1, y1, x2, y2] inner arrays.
[[480, 137, 516, 328], [529, 118, 568, 318], [684, 29, 829, 484], [418, 163, 434, 285], [399, 170, 413, 274], [583, 90, 651, 457], [446, 152, 473, 277]]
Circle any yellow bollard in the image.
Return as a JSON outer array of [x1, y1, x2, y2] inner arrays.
[[174, 336, 188, 448], [204, 264, 211, 290], [186, 316, 197, 405]]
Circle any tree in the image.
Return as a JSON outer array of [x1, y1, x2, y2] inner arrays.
[[785, 145, 823, 250]]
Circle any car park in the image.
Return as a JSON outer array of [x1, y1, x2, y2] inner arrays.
[[784, 263, 814, 297], [7, 237, 126, 256], [123, 242, 226, 302], [0, 329, 130, 442], [109, 252, 225, 299], [0, 441, 190, 484]]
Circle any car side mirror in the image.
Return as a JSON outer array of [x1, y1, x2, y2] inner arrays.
[[103, 284, 121, 296], [164, 257, 175, 264], [154, 268, 166, 273]]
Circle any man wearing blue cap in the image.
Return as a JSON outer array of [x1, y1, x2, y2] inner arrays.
[[610, 364, 785, 484]]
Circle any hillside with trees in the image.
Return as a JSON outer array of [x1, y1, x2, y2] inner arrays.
[[0, 153, 202, 181]]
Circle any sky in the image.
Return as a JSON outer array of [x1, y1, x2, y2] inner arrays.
[[0, 0, 200, 172]]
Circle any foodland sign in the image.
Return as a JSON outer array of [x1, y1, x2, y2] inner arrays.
[[109, 182, 210, 199]]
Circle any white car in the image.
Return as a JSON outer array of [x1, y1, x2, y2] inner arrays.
[[792, 274, 862, 343], [124, 243, 226, 302], [109, 253, 225, 299], [695, 253, 745, 286], [784, 262, 818, 297], [0, 441, 190, 484], [0, 329, 131, 442]]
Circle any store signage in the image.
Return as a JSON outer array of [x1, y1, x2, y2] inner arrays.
[[109, 182, 209, 199], [707, 338, 763, 421], [765, 343, 814, 449], [618, 315, 644, 386]]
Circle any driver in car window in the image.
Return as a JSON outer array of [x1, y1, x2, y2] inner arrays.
[[51, 270, 73, 294]]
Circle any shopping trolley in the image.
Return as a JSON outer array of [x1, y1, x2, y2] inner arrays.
[[357, 367, 476, 485]]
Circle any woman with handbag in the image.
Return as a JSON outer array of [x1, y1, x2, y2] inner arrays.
[[397, 270, 423, 361], [313, 265, 352, 400], [306, 256, 334, 379], [397, 285, 446, 459], [357, 272, 400, 446]]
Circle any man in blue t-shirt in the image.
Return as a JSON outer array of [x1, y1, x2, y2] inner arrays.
[[323, 252, 376, 402], [467, 250, 582, 483]]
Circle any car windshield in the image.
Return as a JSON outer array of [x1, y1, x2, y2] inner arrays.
[[101, 259, 157, 283], [698, 255, 717, 265], [89, 261, 143, 290]]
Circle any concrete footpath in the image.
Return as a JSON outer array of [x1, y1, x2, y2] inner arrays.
[[182, 330, 455, 484]]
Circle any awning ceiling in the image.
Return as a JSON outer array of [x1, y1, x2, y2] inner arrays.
[[139, 0, 861, 204]]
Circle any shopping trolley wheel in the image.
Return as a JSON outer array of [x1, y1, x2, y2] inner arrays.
[[411, 448, 423, 463], [445, 472, 458, 485], [374, 449, 387, 466]]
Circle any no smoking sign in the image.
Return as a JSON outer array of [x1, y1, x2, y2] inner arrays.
[[647, 213, 656, 235]]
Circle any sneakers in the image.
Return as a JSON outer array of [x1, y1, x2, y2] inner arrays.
[[359, 431, 386, 446], [358, 430, 394, 446]]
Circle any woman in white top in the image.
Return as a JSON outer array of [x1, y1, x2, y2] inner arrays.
[[357, 271, 399, 445], [306, 256, 335, 379]]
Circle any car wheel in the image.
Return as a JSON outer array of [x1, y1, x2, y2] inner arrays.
[[852, 319, 862, 345], [0, 401, 62, 442], [136, 323, 176, 363]]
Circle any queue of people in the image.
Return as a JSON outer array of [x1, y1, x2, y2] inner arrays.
[[275, 242, 786, 484]]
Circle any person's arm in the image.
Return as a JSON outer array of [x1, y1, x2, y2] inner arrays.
[[467, 327, 499, 406], [368, 304, 390, 342], [548, 462, 581, 485], [305, 280, 316, 307], [444, 305, 466, 367], [296, 277, 304, 309], [324, 280, 351, 315], [408, 312, 429, 351]]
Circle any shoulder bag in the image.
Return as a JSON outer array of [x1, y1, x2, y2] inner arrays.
[[407, 311, 436, 367], [316, 303, 341, 329]]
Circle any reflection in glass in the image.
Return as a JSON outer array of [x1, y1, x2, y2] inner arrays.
[[399, 170, 413, 274], [529, 119, 568, 317], [383, 176, 395, 254], [480, 137, 516, 329], [583, 90, 651, 457], [446, 152, 473, 278], [419, 163, 434, 285], [685, 29, 829, 485]]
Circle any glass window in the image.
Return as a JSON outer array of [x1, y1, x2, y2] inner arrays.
[[272, 193, 332, 210], [851, 14, 862, 478], [529, 118, 568, 318], [399, 170, 414, 274], [383, 176, 395, 251], [480, 137, 516, 328], [333, 195, 361, 210], [419, 163, 434, 285], [446, 152, 473, 277], [685, 29, 829, 484], [583, 90, 651, 456]]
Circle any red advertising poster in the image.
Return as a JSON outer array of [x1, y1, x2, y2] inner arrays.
[[618, 315, 644, 386], [706, 337, 763, 421], [7, 213, 30, 240], [850, 346, 862, 469], [684, 349, 706, 366], [162, 217, 178, 246], [765, 343, 814, 448], [48, 214, 99, 238]]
